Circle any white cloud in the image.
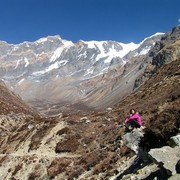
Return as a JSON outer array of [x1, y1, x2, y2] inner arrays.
[[178, 19, 180, 22]]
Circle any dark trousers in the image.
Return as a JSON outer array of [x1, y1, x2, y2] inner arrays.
[[125, 119, 141, 130]]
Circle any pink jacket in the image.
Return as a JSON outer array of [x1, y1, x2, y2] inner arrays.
[[125, 113, 142, 126]]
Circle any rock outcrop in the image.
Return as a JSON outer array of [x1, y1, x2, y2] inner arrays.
[[149, 146, 180, 176], [122, 128, 144, 154], [134, 26, 180, 89], [114, 127, 180, 180], [171, 134, 180, 147]]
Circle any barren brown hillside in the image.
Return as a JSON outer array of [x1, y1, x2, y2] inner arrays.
[[0, 80, 39, 116]]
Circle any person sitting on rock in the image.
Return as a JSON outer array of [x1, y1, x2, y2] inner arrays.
[[125, 109, 142, 131]]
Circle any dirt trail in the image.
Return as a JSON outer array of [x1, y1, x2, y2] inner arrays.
[[0, 120, 81, 180], [1, 121, 81, 158]]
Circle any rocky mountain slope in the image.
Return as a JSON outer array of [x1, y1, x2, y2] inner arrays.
[[0, 26, 179, 180], [134, 26, 180, 89], [0, 80, 37, 116], [0, 33, 163, 115]]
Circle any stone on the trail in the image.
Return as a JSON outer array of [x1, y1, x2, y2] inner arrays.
[[85, 119, 91, 124], [80, 117, 88, 122], [170, 134, 180, 147], [107, 107, 112, 111]]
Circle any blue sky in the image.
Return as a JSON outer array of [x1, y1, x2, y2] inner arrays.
[[0, 0, 179, 44]]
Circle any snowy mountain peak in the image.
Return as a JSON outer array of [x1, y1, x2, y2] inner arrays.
[[35, 35, 62, 44], [79, 40, 140, 59], [61, 39, 74, 47], [140, 32, 165, 45], [118, 42, 140, 58], [50, 40, 74, 62], [0, 32, 164, 83], [0, 31, 166, 114], [123, 32, 165, 58]]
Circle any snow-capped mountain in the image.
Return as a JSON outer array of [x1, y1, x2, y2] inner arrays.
[[0, 33, 164, 114], [0, 33, 163, 81]]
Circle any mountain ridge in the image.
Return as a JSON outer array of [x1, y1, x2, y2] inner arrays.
[[0, 32, 164, 115]]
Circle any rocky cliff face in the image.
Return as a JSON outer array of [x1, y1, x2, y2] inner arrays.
[[134, 26, 180, 89]]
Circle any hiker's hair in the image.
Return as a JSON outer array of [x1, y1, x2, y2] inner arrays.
[[130, 109, 136, 114]]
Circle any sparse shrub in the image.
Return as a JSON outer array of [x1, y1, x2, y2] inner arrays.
[[77, 150, 107, 170], [28, 172, 40, 180], [55, 135, 80, 153], [93, 157, 113, 174], [29, 123, 56, 151], [119, 145, 131, 157], [66, 165, 85, 180], [12, 164, 23, 176], [47, 158, 72, 178], [10, 177, 16, 180], [0, 156, 7, 166], [56, 127, 70, 136], [82, 134, 96, 145], [141, 107, 180, 150]]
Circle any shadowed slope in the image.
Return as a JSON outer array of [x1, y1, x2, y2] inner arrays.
[[0, 80, 38, 116]]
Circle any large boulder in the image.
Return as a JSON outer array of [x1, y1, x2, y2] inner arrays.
[[122, 128, 144, 154], [149, 146, 180, 175], [168, 174, 180, 180]]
